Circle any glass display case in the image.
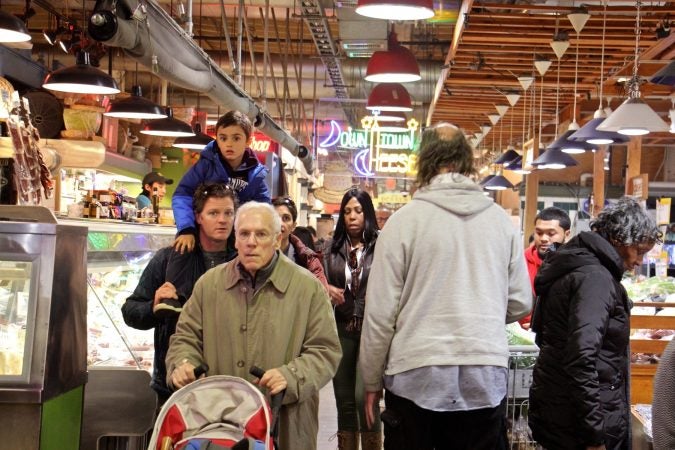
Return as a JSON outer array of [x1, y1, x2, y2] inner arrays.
[[0, 206, 87, 450], [57, 219, 176, 371], [0, 259, 36, 380]]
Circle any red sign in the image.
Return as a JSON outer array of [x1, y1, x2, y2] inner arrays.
[[250, 132, 278, 153]]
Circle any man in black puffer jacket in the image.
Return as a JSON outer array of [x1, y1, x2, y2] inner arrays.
[[529, 197, 660, 450], [122, 183, 237, 406]]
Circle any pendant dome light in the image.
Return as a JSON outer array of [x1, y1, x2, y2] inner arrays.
[[104, 85, 167, 120], [558, 6, 591, 154], [494, 148, 519, 165], [141, 107, 195, 137], [43, 51, 120, 95], [650, 60, 675, 86], [355, 0, 434, 21], [365, 31, 421, 83], [532, 18, 577, 170], [531, 148, 579, 170], [484, 173, 514, 191], [366, 83, 413, 112], [370, 111, 407, 122], [597, 0, 670, 135], [173, 123, 214, 150], [0, 10, 31, 43], [570, 2, 629, 145]]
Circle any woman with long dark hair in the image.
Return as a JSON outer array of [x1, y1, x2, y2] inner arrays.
[[323, 187, 381, 450]]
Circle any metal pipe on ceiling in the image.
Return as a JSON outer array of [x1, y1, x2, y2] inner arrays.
[[88, 0, 312, 171]]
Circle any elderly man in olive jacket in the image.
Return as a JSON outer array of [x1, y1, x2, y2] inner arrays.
[[167, 201, 342, 450]]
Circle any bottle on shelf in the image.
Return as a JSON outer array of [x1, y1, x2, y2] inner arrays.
[[152, 187, 160, 224]]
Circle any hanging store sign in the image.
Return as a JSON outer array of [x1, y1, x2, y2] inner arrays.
[[250, 132, 278, 153], [318, 118, 419, 177]]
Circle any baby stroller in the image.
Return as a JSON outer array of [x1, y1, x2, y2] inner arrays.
[[147, 366, 284, 450]]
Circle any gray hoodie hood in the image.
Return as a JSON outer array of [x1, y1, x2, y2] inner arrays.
[[413, 172, 494, 216]]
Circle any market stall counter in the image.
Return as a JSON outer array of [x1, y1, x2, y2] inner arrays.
[[0, 206, 87, 450], [55, 217, 176, 450]]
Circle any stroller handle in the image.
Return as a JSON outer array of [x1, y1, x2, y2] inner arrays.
[[194, 363, 209, 379], [250, 365, 286, 445]]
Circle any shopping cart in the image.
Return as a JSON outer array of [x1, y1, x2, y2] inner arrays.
[[506, 345, 540, 450]]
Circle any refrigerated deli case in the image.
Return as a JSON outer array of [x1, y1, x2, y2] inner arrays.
[[64, 217, 176, 450], [0, 206, 176, 449], [0, 206, 88, 450]]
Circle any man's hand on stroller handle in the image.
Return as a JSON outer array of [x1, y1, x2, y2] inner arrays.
[[254, 367, 287, 395], [171, 359, 207, 388]]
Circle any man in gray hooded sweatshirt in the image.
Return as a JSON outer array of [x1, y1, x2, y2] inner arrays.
[[359, 123, 531, 450]]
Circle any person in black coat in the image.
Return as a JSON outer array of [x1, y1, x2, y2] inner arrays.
[[529, 197, 661, 450], [121, 183, 237, 405]]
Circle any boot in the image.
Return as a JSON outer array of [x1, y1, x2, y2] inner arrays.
[[360, 431, 382, 450], [337, 431, 358, 450]]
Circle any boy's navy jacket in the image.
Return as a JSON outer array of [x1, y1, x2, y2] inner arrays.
[[172, 141, 270, 233]]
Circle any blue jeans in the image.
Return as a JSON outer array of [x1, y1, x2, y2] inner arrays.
[[332, 323, 381, 432]]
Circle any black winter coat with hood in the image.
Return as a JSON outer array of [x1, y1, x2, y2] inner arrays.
[[529, 231, 630, 450]]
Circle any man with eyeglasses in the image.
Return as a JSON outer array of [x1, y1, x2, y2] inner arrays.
[[122, 182, 238, 406], [167, 201, 341, 450]]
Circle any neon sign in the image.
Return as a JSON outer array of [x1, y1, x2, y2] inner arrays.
[[353, 117, 419, 176], [319, 118, 419, 176]]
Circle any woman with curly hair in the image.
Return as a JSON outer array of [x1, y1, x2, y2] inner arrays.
[[529, 197, 661, 450]]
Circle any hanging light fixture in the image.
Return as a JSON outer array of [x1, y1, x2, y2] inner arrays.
[[517, 74, 535, 91], [480, 123, 492, 135], [365, 31, 421, 83], [0, 10, 31, 43], [549, 30, 570, 60], [104, 85, 167, 119], [484, 173, 514, 191], [650, 60, 675, 86], [43, 21, 67, 46], [141, 107, 195, 137], [495, 104, 510, 117], [366, 83, 413, 112], [570, 2, 629, 145], [532, 42, 578, 170], [355, 0, 434, 21], [531, 147, 579, 170], [557, 10, 596, 154], [567, 6, 590, 34], [669, 104, 675, 133], [42, 51, 120, 95], [488, 114, 501, 126], [494, 148, 519, 164], [479, 174, 496, 186], [173, 123, 214, 150], [505, 92, 520, 107], [370, 111, 407, 122], [598, 0, 670, 135]]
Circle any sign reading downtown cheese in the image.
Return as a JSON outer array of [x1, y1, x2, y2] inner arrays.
[[319, 117, 419, 176]]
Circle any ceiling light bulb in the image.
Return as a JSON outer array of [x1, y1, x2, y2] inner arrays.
[[355, 0, 435, 21]]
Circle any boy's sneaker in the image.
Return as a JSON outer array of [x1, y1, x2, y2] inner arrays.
[[153, 295, 185, 319]]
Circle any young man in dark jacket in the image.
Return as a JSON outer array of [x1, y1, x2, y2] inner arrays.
[[122, 183, 238, 405]]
